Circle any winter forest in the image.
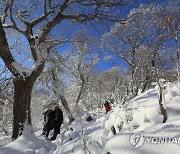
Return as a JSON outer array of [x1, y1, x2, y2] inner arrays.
[[0, 0, 180, 154]]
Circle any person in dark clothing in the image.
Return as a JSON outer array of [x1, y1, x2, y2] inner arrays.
[[42, 108, 54, 138], [50, 104, 63, 140], [104, 101, 111, 113]]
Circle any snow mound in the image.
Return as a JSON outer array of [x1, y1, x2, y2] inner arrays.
[[0, 130, 56, 154]]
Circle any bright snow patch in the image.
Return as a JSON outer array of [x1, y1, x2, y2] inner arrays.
[[0, 81, 180, 154]]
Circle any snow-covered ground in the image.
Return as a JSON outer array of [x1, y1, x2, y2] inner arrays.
[[0, 81, 180, 154]]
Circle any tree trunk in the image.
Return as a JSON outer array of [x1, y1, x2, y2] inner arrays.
[[59, 94, 74, 123], [157, 81, 168, 123], [0, 20, 45, 140], [74, 83, 84, 112], [12, 77, 35, 140], [51, 69, 74, 123], [141, 76, 151, 93], [175, 33, 179, 62], [153, 67, 168, 123]]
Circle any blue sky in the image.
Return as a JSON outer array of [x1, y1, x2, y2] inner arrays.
[[0, 0, 169, 72], [52, 0, 169, 71], [92, 0, 167, 70]]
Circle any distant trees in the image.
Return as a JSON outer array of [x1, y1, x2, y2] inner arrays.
[[95, 66, 124, 103], [63, 30, 100, 112], [102, 1, 180, 122]]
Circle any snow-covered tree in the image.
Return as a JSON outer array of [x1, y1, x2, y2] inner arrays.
[[64, 30, 100, 112], [0, 0, 132, 139], [102, 2, 179, 100]]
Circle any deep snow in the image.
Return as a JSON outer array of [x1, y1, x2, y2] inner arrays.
[[0, 81, 180, 154]]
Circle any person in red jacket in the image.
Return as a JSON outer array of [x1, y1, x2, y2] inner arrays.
[[104, 101, 111, 113]]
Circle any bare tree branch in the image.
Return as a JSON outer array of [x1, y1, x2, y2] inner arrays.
[[0, 20, 18, 76], [1, 0, 9, 24], [8, 0, 25, 33]]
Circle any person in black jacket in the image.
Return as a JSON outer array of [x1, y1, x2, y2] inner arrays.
[[42, 108, 54, 138], [50, 103, 63, 140]]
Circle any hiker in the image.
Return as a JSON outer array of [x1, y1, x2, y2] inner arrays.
[[50, 103, 63, 140], [104, 101, 111, 113], [42, 108, 54, 138]]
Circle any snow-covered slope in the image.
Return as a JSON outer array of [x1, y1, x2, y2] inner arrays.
[[0, 81, 180, 154], [103, 81, 180, 154]]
